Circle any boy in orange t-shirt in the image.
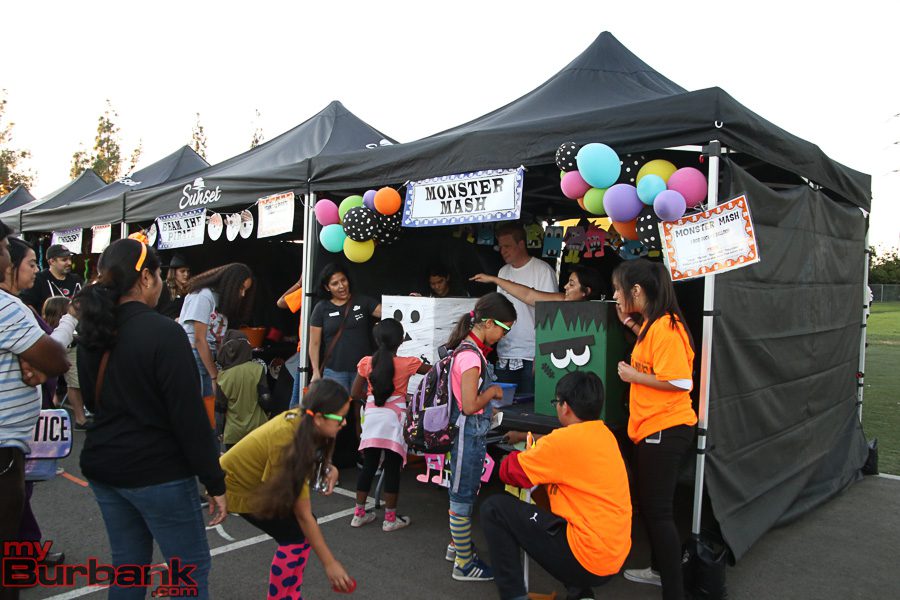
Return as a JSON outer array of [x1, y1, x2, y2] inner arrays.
[[482, 371, 632, 600]]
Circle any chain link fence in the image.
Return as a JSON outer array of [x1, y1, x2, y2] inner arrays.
[[870, 284, 900, 303]]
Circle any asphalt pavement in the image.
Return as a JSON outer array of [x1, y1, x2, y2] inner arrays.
[[18, 430, 900, 600]]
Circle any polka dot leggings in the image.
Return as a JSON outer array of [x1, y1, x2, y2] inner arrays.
[[268, 542, 311, 600]]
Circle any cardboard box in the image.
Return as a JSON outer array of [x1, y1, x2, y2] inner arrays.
[[381, 295, 479, 393]]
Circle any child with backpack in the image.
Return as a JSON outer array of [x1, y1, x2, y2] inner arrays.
[[442, 292, 516, 582], [349, 318, 430, 531]]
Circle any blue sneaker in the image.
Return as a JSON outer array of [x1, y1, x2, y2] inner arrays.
[[452, 557, 494, 582]]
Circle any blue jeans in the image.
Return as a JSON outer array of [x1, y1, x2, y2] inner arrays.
[[90, 478, 212, 600], [495, 359, 535, 396], [448, 409, 492, 517], [289, 366, 302, 408], [192, 349, 213, 397], [323, 368, 356, 393]]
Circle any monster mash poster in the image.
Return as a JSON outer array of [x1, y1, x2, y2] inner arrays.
[[534, 301, 627, 427]]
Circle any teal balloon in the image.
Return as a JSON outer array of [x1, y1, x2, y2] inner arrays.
[[576, 143, 621, 189], [637, 174, 666, 205], [339, 195, 364, 221], [320, 223, 346, 253]]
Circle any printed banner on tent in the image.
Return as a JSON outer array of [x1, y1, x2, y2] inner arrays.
[[91, 224, 112, 254], [156, 208, 206, 250], [257, 192, 294, 238], [403, 167, 524, 227], [661, 194, 759, 281], [51, 228, 82, 254]]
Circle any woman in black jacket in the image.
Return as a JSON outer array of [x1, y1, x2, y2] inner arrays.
[[75, 239, 227, 600]]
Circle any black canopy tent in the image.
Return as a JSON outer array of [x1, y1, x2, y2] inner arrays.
[[21, 145, 209, 232], [299, 32, 870, 561], [123, 101, 396, 223], [0, 185, 37, 215], [4, 170, 106, 231]]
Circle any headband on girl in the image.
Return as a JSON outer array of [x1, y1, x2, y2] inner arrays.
[[134, 242, 147, 272]]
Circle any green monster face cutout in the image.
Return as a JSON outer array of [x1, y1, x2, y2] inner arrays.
[[534, 301, 627, 427]]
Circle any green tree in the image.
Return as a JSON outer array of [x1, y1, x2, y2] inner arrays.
[[128, 139, 143, 174], [0, 90, 35, 196], [191, 113, 207, 160], [250, 108, 264, 149], [870, 247, 900, 284], [69, 100, 133, 183]]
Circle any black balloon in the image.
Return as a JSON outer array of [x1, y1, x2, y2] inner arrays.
[[374, 211, 402, 244], [555, 142, 580, 172], [342, 206, 377, 242], [636, 206, 662, 250]]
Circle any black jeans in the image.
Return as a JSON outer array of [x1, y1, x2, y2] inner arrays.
[[482, 493, 611, 600], [0, 447, 26, 600], [356, 447, 403, 495], [634, 424, 694, 600]]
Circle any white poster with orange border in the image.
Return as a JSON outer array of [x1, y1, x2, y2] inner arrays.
[[660, 194, 759, 281]]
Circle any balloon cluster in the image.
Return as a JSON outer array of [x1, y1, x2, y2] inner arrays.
[[315, 187, 403, 263], [556, 142, 708, 250]]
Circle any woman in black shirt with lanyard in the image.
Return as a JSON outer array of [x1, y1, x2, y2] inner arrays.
[[308, 263, 381, 392]]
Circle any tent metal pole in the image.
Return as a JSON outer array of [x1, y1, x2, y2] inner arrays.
[[857, 228, 870, 421], [297, 192, 316, 400], [120, 222, 128, 240], [691, 140, 721, 537]]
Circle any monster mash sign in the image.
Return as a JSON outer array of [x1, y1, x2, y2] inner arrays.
[[534, 301, 627, 427], [382, 296, 478, 394]]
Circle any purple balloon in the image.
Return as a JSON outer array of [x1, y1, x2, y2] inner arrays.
[[654, 190, 687, 222], [363, 189, 377, 211], [314, 199, 340, 226], [560, 170, 592, 200], [602, 184, 642, 222], [667, 167, 707, 208]]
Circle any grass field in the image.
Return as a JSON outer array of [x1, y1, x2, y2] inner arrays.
[[863, 301, 900, 474]]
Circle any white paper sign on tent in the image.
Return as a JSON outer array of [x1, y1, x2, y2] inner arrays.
[[91, 224, 111, 254], [257, 191, 295, 238], [381, 295, 478, 394], [51, 228, 82, 255]]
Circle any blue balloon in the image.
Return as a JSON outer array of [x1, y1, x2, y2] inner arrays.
[[637, 174, 666, 205], [320, 223, 346, 253], [576, 143, 621, 189]]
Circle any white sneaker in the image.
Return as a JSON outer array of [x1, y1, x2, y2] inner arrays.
[[445, 543, 456, 561], [623, 567, 661, 586], [382, 515, 411, 532], [350, 512, 377, 528]]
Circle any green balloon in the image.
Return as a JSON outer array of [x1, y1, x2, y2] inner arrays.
[[339, 195, 364, 221], [583, 187, 607, 215]]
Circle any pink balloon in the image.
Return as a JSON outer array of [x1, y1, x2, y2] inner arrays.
[[314, 199, 340, 226], [560, 170, 592, 200], [602, 184, 643, 222], [654, 190, 687, 222], [666, 167, 707, 208]]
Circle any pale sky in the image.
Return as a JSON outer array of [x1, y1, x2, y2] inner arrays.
[[4, 1, 898, 248]]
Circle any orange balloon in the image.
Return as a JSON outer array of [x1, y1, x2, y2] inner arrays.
[[613, 220, 638, 241], [374, 187, 402, 216], [577, 197, 586, 211]]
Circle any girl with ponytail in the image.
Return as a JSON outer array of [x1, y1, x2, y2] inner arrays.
[[349, 318, 430, 532], [613, 258, 696, 599], [76, 239, 227, 600], [220, 378, 355, 597], [444, 292, 516, 582]]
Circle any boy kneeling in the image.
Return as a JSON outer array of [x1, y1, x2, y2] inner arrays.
[[482, 371, 631, 600]]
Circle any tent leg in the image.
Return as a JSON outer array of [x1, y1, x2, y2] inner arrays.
[[297, 192, 316, 400], [120, 222, 128, 240], [691, 140, 721, 537], [858, 228, 870, 422]]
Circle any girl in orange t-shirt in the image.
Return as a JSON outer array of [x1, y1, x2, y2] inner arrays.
[[613, 259, 696, 600], [349, 318, 429, 532]]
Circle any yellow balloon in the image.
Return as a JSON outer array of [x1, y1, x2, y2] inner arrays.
[[636, 159, 677, 184], [343, 238, 375, 263]]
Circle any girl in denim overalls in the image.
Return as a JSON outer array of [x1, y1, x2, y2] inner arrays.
[[444, 292, 516, 582]]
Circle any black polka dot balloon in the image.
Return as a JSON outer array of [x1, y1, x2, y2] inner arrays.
[[555, 142, 580, 172], [637, 206, 662, 251], [374, 211, 402, 245], [342, 206, 377, 242]]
